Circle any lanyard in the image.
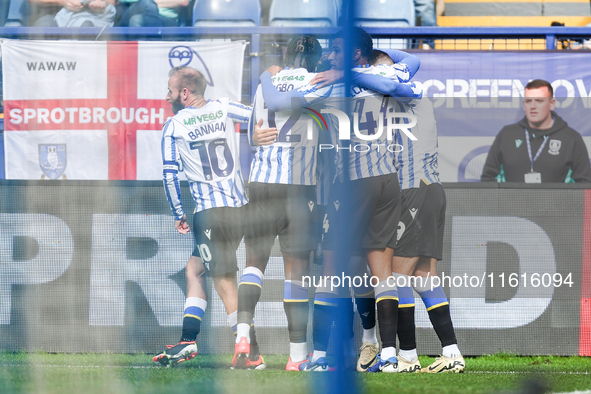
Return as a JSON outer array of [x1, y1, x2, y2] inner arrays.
[[525, 129, 548, 172]]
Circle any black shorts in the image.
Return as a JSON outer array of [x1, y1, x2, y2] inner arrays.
[[324, 173, 401, 253], [394, 182, 446, 260], [191, 206, 244, 277], [245, 182, 317, 262]]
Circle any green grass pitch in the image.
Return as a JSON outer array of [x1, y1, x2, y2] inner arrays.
[[0, 352, 590, 394]]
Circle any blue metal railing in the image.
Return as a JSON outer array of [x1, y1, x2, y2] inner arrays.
[[1, 26, 590, 42]]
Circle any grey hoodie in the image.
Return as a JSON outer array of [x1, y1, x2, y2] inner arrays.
[[481, 112, 591, 183]]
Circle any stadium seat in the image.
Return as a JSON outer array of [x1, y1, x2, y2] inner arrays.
[[354, 0, 415, 28], [0, 1, 8, 26], [269, 0, 339, 27], [353, 0, 415, 49], [5, 0, 29, 26], [193, 0, 261, 26], [178, 0, 195, 27], [440, 0, 591, 27]]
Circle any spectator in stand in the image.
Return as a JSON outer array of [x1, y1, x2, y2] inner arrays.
[[550, 21, 591, 50], [28, 0, 115, 26], [481, 79, 591, 183], [415, 0, 437, 48], [115, 0, 189, 27], [1, 1, 9, 26], [571, 22, 591, 50]]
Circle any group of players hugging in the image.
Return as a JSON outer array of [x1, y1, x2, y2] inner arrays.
[[154, 26, 465, 374]]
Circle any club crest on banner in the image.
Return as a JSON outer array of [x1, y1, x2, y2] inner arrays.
[[168, 45, 215, 87], [39, 144, 67, 179]]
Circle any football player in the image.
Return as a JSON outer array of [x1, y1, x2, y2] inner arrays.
[[155, 66, 265, 369], [233, 35, 330, 371]]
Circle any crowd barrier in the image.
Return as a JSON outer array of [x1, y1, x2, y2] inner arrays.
[[0, 181, 588, 356]]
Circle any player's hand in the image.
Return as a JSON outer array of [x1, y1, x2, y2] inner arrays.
[[88, 0, 108, 12], [309, 70, 344, 89], [253, 118, 278, 146], [265, 65, 283, 76], [63, 0, 84, 12], [175, 215, 191, 234]]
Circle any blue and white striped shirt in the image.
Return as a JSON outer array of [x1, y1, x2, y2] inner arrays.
[[393, 97, 441, 190], [250, 68, 333, 185], [162, 98, 250, 218], [350, 64, 439, 188], [295, 65, 422, 181], [370, 63, 412, 84], [346, 82, 399, 182]]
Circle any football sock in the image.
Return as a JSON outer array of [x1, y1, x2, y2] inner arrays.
[[354, 288, 378, 344], [249, 323, 261, 358], [442, 344, 461, 358], [236, 323, 250, 343], [399, 348, 418, 362], [396, 279, 417, 351], [354, 292, 376, 330], [237, 266, 264, 339], [362, 327, 378, 345], [180, 297, 206, 342], [381, 346, 396, 361], [227, 311, 237, 335], [283, 280, 309, 343], [351, 258, 376, 333], [313, 285, 338, 352], [290, 342, 308, 363], [375, 280, 399, 350], [311, 350, 327, 362], [429, 303, 457, 347], [413, 282, 458, 348]]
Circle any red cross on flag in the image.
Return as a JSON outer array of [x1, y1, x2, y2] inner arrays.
[[1, 40, 247, 180]]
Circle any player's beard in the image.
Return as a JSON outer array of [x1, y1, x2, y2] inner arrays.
[[171, 96, 184, 115]]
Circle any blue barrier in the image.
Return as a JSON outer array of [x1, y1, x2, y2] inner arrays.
[[1, 25, 590, 41]]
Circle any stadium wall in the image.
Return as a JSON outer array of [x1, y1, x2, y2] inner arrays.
[[0, 181, 588, 356]]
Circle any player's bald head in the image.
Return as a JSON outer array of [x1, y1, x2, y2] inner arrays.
[[169, 66, 207, 97]]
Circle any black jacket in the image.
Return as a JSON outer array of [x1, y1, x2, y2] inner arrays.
[[481, 112, 591, 183]]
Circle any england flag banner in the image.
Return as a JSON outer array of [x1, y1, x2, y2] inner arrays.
[[1, 40, 247, 180]]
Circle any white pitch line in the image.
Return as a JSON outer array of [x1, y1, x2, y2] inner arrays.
[[466, 371, 590, 375], [552, 391, 591, 394], [0, 364, 155, 369]]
